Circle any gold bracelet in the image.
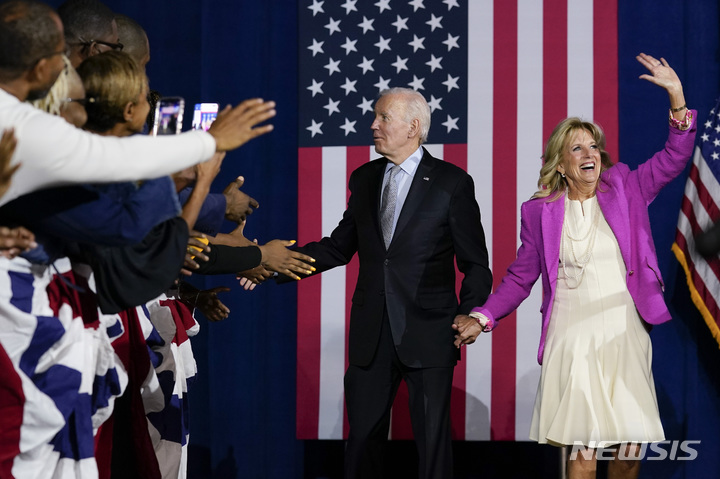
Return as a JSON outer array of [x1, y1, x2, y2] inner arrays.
[[670, 103, 687, 112]]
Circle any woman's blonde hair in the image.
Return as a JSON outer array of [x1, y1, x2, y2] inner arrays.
[[532, 117, 613, 200], [76, 51, 148, 132], [31, 54, 72, 116]]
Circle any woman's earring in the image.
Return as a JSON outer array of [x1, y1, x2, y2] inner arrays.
[[560, 173, 566, 178]]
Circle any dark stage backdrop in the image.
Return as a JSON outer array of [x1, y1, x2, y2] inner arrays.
[[45, 1, 720, 478]]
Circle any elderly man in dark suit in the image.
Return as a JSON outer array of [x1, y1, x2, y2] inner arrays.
[[293, 87, 492, 478]]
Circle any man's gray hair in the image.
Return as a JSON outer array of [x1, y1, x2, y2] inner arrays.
[[379, 87, 431, 145]]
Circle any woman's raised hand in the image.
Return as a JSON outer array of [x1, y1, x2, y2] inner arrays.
[[636, 53, 686, 116], [636, 53, 683, 94]]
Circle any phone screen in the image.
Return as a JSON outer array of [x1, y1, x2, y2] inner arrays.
[[192, 103, 219, 131], [152, 97, 185, 135]]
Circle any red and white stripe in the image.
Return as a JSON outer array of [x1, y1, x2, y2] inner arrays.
[[297, 0, 618, 441], [673, 146, 720, 339]]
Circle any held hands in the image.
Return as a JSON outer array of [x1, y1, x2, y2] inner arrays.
[[452, 313, 489, 348], [208, 99, 276, 152]]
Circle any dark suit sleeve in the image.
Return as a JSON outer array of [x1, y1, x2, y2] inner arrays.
[[276, 171, 361, 283], [448, 173, 493, 314], [194, 244, 262, 275]]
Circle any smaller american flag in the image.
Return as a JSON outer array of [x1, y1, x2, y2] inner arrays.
[[673, 98, 720, 346]]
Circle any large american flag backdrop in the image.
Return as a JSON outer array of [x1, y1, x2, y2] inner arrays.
[[672, 98, 720, 348], [296, 0, 618, 441]]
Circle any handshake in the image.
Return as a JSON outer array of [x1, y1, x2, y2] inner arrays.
[[185, 220, 316, 289], [179, 224, 315, 322], [237, 238, 316, 288]]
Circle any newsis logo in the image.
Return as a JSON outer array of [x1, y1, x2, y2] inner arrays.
[[569, 441, 701, 461]]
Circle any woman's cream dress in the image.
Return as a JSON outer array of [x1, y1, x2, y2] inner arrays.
[[529, 196, 665, 447]]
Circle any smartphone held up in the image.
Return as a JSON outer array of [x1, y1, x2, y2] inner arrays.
[[151, 98, 220, 136], [192, 103, 219, 131], [152, 97, 185, 136]]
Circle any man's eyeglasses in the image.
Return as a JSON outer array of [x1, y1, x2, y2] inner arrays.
[[77, 37, 124, 52]]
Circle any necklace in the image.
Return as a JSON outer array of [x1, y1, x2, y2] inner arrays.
[[560, 195, 600, 288]]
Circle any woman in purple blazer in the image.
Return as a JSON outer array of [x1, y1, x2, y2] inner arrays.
[[454, 53, 697, 479]]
